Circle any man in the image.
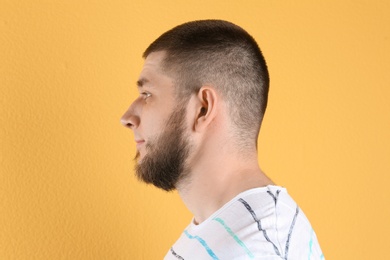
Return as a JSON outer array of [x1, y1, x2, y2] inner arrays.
[[121, 20, 324, 259]]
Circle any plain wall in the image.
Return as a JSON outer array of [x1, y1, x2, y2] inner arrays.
[[1, 0, 389, 259]]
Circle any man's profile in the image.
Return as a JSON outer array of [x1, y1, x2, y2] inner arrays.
[[121, 20, 324, 259]]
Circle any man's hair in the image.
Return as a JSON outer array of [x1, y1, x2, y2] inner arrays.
[[143, 20, 269, 148]]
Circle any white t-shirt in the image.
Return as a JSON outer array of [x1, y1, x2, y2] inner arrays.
[[165, 185, 324, 260]]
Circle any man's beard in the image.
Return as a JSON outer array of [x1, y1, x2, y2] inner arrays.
[[134, 105, 191, 191]]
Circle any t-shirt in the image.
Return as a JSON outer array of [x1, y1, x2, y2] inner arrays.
[[164, 185, 324, 260]]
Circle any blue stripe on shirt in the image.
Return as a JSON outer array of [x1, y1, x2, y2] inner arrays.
[[213, 217, 254, 259], [184, 230, 219, 260]]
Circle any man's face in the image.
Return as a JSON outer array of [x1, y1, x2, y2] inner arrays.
[[121, 52, 192, 191]]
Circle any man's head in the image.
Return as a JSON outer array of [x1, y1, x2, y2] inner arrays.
[[121, 20, 269, 190], [144, 19, 269, 148]]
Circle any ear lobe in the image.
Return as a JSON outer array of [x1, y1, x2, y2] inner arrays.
[[194, 86, 218, 132]]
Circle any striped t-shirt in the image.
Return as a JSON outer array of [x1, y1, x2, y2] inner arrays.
[[165, 185, 324, 260]]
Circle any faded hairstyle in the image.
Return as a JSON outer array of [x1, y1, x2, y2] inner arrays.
[[143, 20, 269, 148]]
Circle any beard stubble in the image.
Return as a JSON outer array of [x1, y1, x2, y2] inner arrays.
[[134, 105, 191, 191]]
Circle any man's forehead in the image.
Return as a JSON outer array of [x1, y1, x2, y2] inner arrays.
[[137, 51, 171, 86], [139, 52, 164, 76]]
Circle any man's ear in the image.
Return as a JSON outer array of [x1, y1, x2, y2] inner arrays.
[[194, 86, 218, 132]]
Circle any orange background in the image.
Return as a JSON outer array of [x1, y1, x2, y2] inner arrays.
[[1, 1, 389, 259]]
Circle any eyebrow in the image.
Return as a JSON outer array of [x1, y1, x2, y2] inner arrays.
[[136, 78, 149, 88]]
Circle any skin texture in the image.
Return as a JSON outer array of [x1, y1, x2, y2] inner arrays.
[[121, 51, 274, 224]]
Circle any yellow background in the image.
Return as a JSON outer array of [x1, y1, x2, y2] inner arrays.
[[1, 1, 389, 259]]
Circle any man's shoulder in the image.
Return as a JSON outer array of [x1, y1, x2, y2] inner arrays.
[[165, 185, 324, 259]]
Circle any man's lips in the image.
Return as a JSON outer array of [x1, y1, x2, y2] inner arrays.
[[135, 140, 145, 149]]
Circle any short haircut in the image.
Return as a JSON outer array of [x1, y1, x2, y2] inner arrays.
[[144, 20, 269, 148]]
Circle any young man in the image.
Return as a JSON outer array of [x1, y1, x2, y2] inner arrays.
[[121, 20, 324, 260]]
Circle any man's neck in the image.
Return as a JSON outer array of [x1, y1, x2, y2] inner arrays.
[[176, 147, 273, 224]]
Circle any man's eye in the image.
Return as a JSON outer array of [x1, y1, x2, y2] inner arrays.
[[141, 92, 152, 99]]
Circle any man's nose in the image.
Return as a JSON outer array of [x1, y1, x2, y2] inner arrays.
[[120, 102, 140, 129]]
